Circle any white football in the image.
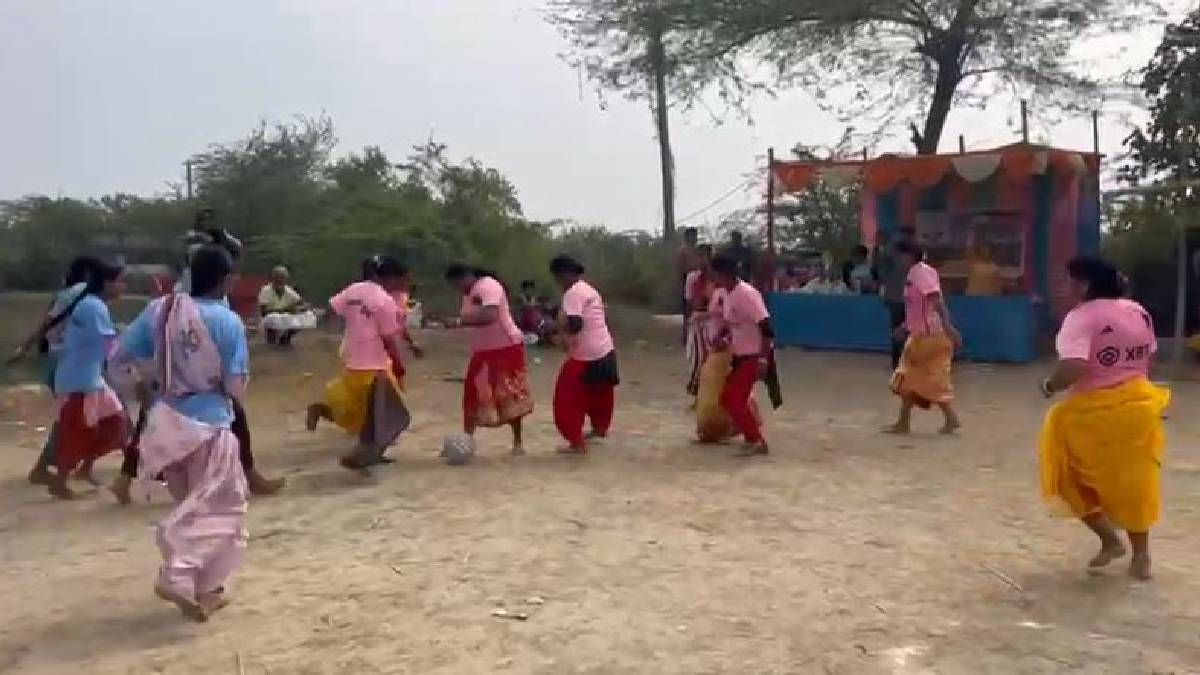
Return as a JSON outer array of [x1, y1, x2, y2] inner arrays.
[[440, 433, 475, 466]]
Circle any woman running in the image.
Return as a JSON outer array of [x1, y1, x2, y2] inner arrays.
[[549, 255, 618, 454], [1039, 256, 1168, 580], [885, 240, 962, 435], [684, 244, 714, 397], [444, 263, 532, 456], [708, 255, 782, 457], [306, 257, 413, 472], [110, 225, 283, 504], [692, 256, 763, 443], [118, 245, 251, 620], [46, 259, 129, 499], [9, 257, 101, 486]]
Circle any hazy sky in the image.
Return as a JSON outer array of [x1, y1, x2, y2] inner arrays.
[[0, 0, 1178, 233]]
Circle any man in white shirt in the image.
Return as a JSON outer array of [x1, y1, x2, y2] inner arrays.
[[258, 266, 309, 347]]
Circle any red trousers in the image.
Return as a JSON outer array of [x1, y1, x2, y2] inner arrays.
[[720, 357, 764, 444], [553, 358, 615, 448]]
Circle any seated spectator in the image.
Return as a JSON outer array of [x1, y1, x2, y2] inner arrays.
[[258, 266, 315, 348]]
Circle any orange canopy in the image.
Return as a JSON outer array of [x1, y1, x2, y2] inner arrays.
[[772, 143, 1100, 194]]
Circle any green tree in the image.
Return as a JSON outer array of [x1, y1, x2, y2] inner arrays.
[[652, 0, 1161, 154], [1123, 7, 1200, 184], [547, 0, 698, 238], [189, 115, 336, 240]]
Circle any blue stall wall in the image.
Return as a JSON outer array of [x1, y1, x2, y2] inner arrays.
[[768, 293, 1036, 363]]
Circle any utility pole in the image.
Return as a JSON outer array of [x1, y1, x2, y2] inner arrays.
[[184, 160, 194, 201], [1172, 90, 1193, 377], [1020, 100, 1029, 144], [647, 14, 675, 240]]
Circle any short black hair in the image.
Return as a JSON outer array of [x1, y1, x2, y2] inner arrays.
[[895, 240, 924, 261], [376, 256, 408, 280], [1067, 256, 1125, 300], [444, 263, 501, 284], [363, 256, 407, 281], [853, 244, 869, 256], [549, 255, 585, 276], [697, 243, 713, 256], [194, 208, 216, 228], [520, 279, 536, 289], [190, 245, 234, 297], [683, 227, 699, 237], [710, 254, 739, 276]]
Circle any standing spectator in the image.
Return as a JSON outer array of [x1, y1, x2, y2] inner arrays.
[[841, 245, 878, 294], [721, 231, 756, 282], [875, 226, 917, 369], [675, 227, 706, 341]]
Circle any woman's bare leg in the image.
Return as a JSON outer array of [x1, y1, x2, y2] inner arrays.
[[936, 402, 961, 434], [510, 418, 525, 456], [1082, 512, 1126, 569], [1127, 531, 1151, 580], [884, 399, 915, 434]]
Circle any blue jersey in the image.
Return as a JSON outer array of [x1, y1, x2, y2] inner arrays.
[[54, 295, 115, 394], [122, 297, 249, 427]]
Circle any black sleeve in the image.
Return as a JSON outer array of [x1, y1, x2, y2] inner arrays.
[[841, 261, 854, 287], [758, 318, 774, 339]]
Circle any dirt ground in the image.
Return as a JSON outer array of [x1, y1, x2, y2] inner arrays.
[[2, 319, 1200, 674]]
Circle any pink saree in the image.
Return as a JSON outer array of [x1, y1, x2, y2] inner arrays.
[[138, 294, 248, 610]]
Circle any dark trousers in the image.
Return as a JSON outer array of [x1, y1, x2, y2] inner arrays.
[[120, 398, 255, 478], [886, 301, 905, 369], [266, 328, 297, 347]]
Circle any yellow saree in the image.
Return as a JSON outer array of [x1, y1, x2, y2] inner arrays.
[[1039, 377, 1169, 532]]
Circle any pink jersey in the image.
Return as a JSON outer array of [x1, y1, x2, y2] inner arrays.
[[722, 281, 770, 356], [904, 262, 945, 336], [1056, 298, 1156, 393], [561, 279, 614, 361], [461, 277, 523, 353], [330, 281, 400, 370]]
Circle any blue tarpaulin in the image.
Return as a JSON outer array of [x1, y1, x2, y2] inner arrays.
[[768, 293, 1036, 363]]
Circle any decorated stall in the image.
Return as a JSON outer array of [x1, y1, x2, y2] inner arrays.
[[766, 143, 1101, 363]]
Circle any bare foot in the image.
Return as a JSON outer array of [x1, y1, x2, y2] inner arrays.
[[247, 470, 285, 496], [556, 445, 587, 455], [882, 424, 911, 435], [736, 442, 769, 457], [155, 584, 207, 622], [27, 466, 52, 486], [939, 420, 962, 435], [1088, 542, 1127, 569], [47, 477, 77, 501], [511, 444, 527, 457], [197, 590, 231, 618], [339, 455, 373, 477], [1129, 553, 1152, 580], [304, 404, 321, 432], [110, 474, 133, 506], [585, 430, 608, 441]]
